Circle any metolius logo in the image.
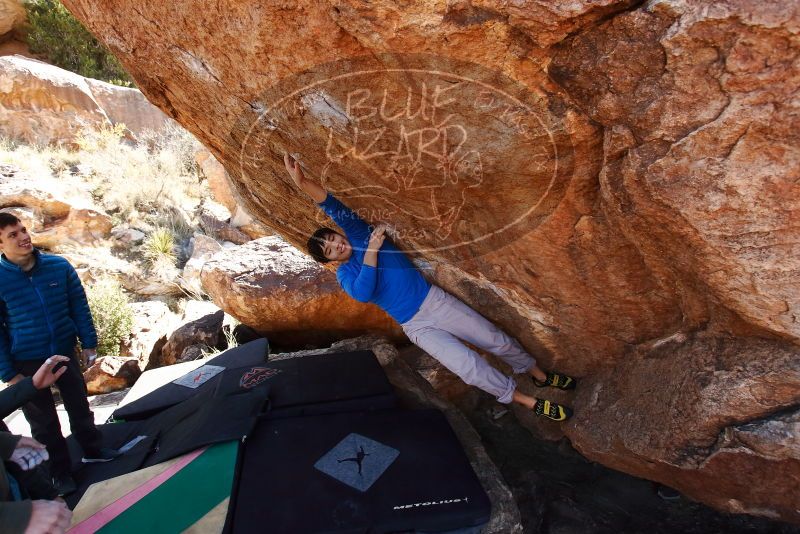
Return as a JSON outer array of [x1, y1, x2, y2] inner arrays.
[[314, 433, 399, 492], [393, 497, 469, 510]]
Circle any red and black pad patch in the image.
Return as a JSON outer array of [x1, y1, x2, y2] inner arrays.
[[112, 338, 269, 422], [239, 367, 281, 389]]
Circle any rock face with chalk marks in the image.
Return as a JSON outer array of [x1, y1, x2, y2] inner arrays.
[[60, 0, 800, 523]]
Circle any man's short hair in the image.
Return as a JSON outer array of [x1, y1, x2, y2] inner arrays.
[[0, 212, 21, 232], [307, 227, 337, 263]]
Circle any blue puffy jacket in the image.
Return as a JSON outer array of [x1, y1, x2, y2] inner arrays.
[[0, 250, 97, 381]]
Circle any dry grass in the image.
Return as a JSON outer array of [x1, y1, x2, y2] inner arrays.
[[1, 123, 212, 306], [0, 122, 207, 227]]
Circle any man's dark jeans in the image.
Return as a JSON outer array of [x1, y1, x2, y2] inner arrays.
[[15, 356, 102, 478]]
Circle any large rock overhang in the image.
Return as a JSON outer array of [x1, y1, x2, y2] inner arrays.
[[60, 0, 800, 523]]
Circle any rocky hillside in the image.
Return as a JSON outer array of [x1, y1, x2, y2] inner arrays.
[[0, 54, 170, 145], [1, 54, 404, 384], [58, 0, 799, 523]]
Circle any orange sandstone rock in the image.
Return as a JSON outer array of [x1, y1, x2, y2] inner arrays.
[[61, 0, 800, 522], [200, 236, 405, 347]]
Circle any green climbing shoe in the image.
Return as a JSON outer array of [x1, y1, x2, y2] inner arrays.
[[534, 371, 576, 390], [532, 398, 573, 422]]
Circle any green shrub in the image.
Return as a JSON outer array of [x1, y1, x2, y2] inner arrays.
[[86, 278, 134, 357], [143, 227, 176, 266], [23, 0, 133, 86]]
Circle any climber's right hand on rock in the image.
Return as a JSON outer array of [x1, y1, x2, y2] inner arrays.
[[284, 153, 305, 187], [368, 224, 387, 251]]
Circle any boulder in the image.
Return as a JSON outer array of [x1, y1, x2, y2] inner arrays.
[[0, 163, 112, 248], [200, 236, 404, 347], [158, 308, 223, 368], [124, 301, 181, 370], [180, 233, 223, 295], [197, 205, 250, 245], [177, 343, 206, 363], [271, 335, 522, 534], [567, 333, 800, 521], [0, 0, 25, 38], [111, 226, 146, 245], [194, 148, 271, 240], [62, 0, 800, 522], [83, 356, 141, 395], [0, 55, 171, 145]]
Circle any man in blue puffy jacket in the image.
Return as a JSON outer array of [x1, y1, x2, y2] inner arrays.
[[0, 213, 118, 496]]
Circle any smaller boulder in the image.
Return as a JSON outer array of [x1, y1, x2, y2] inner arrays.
[[200, 236, 404, 348], [111, 226, 146, 244], [180, 233, 223, 295], [198, 206, 251, 245], [160, 309, 224, 367], [125, 301, 181, 370], [83, 356, 141, 395], [177, 343, 206, 363]]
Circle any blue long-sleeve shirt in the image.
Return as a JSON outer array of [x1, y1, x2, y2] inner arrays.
[[0, 250, 97, 381], [318, 194, 431, 324]]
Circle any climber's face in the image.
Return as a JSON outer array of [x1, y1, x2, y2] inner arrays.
[[322, 231, 352, 262]]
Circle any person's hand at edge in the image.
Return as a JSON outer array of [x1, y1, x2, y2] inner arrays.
[[81, 348, 97, 367], [10, 436, 48, 471], [31, 356, 69, 390], [24, 500, 72, 534]]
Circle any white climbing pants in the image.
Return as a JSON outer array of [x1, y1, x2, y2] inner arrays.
[[401, 285, 536, 404]]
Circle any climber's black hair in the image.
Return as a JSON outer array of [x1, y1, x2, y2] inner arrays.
[[307, 227, 337, 263]]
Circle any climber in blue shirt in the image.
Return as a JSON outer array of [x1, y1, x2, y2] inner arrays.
[[284, 154, 577, 421]]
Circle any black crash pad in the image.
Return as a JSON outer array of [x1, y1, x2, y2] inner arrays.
[[67, 382, 268, 507], [230, 409, 491, 533], [111, 338, 269, 421], [215, 350, 397, 419]]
